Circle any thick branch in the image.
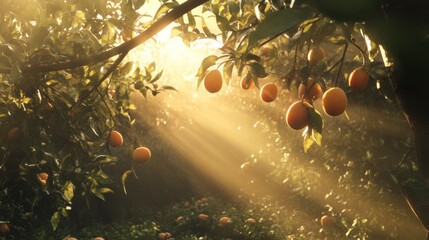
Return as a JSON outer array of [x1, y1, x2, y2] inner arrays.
[[0, 0, 209, 75]]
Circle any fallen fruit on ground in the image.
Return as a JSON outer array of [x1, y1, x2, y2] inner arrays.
[[298, 79, 323, 101], [108, 130, 123, 148], [94, 237, 105, 240], [240, 162, 253, 174], [133, 147, 152, 163], [204, 69, 223, 93], [219, 216, 232, 224], [260, 83, 278, 103], [348, 67, 369, 91], [198, 213, 209, 221], [322, 87, 347, 116], [286, 101, 311, 130], [307, 46, 325, 65], [320, 215, 335, 228], [245, 218, 257, 224]]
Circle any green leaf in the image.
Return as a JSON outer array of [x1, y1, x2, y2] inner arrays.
[[249, 8, 312, 47], [51, 212, 60, 231], [154, 1, 179, 19], [149, 70, 163, 83], [196, 55, 218, 89], [312, 129, 322, 146], [122, 170, 133, 195], [248, 62, 268, 78], [303, 131, 314, 153], [244, 53, 261, 62], [223, 61, 234, 84], [309, 107, 324, 133], [215, 14, 233, 32], [63, 181, 75, 203], [98, 187, 114, 194], [161, 85, 178, 92]]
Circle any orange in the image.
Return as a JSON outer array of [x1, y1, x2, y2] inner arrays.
[[348, 67, 369, 91], [219, 216, 232, 224], [204, 69, 223, 93], [7, 127, 19, 141], [108, 130, 123, 148], [240, 162, 253, 174], [245, 218, 257, 224], [286, 101, 310, 130], [320, 215, 335, 228], [240, 74, 255, 90], [133, 147, 151, 163], [322, 87, 347, 116], [260, 83, 277, 102], [298, 79, 323, 101], [0, 223, 9, 233], [260, 45, 272, 58], [94, 238, 105, 240], [198, 213, 209, 221], [38, 172, 49, 181], [307, 46, 325, 65], [175, 216, 184, 223]]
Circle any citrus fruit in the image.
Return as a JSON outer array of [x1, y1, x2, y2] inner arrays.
[[0, 223, 9, 233], [198, 213, 209, 221], [133, 147, 151, 163], [204, 69, 223, 93], [108, 130, 123, 148], [240, 74, 255, 90], [298, 79, 323, 101], [260, 83, 278, 102], [219, 216, 232, 224], [7, 127, 19, 141], [286, 101, 310, 130], [322, 87, 347, 116], [307, 46, 325, 65], [348, 67, 369, 91], [245, 218, 257, 224], [240, 162, 253, 174], [320, 215, 335, 228]]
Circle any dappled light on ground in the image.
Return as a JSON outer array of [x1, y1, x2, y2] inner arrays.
[[128, 36, 427, 239]]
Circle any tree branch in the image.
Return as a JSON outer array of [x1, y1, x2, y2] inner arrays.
[[0, 0, 209, 75]]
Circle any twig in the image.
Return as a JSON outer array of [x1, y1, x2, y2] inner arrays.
[[334, 42, 348, 87], [396, 147, 415, 170], [0, 0, 210, 75], [69, 52, 128, 110]]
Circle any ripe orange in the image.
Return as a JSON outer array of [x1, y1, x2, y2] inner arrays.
[[108, 130, 123, 148], [348, 67, 369, 91], [245, 218, 257, 224], [94, 238, 105, 240], [219, 216, 232, 224], [204, 69, 223, 93], [65, 238, 78, 240], [286, 101, 310, 130], [307, 46, 325, 65], [320, 215, 335, 228], [198, 213, 209, 221], [260, 45, 272, 58], [38, 172, 49, 181], [298, 79, 323, 101], [0, 223, 9, 233], [260, 83, 278, 103], [158, 232, 171, 240], [240, 74, 255, 90], [7, 127, 19, 141], [322, 87, 347, 116], [240, 162, 253, 174], [175, 216, 184, 223], [133, 147, 151, 163]]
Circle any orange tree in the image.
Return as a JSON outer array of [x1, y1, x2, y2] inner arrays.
[[0, 0, 428, 237]]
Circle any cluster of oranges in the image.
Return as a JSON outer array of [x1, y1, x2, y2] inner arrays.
[[202, 45, 370, 132], [108, 130, 152, 164]]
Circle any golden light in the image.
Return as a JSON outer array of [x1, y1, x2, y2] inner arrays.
[[127, 3, 427, 238]]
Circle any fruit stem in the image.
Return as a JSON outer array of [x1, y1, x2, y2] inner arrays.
[[348, 38, 366, 66], [334, 43, 348, 87]]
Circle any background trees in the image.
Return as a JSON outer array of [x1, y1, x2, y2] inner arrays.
[[0, 0, 428, 239]]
